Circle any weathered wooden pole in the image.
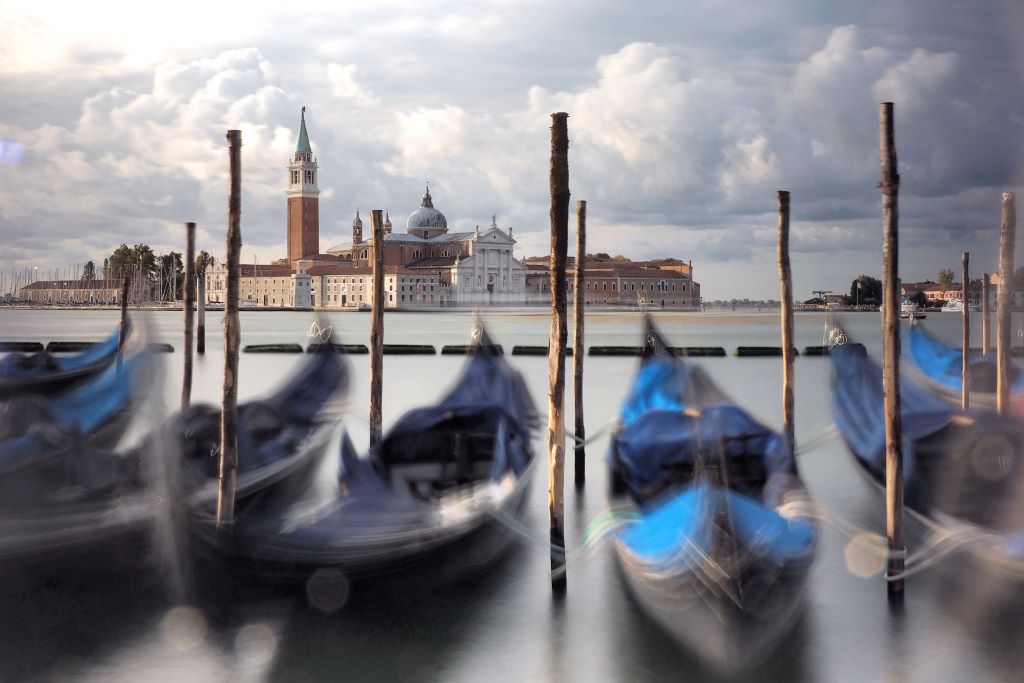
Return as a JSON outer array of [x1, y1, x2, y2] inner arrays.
[[117, 274, 130, 350], [879, 102, 905, 605], [369, 209, 385, 450], [777, 191, 795, 450], [982, 273, 991, 356], [961, 252, 970, 410], [216, 129, 242, 529], [197, 273, 206, 354], [118, 276, 130, 349], [573, 199, 586, 490], [182, 222, 196, 409], [997, 192, 1016, 416], [548, 112, 570, 593]]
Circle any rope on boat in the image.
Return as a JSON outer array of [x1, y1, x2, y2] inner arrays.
[[565, 418, 620, 451], [485, 503, 639, 577], [793, 422, 841, 457]]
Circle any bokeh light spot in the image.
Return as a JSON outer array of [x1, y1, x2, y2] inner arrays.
[[305, 568, 350, 614], [161, 606, 207, 651], [844, 531, 887, 578]]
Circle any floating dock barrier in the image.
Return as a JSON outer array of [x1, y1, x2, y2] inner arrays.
[[588, 346, 643, 356], [243, 343, 304, 353], [307, 343, 368, 354], [147, 343, 175, 353], [735, 346, 800, 357], [442, 344, 505, 355], [46, 341, 97, 353], [673, 346, 726, 357], [801, 346, 830, 356], [0, 342, 44, 353], [383, 344, 436, 355], [510, 346, 573, 356]]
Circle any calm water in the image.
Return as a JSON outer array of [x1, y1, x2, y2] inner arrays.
[[1, 308, 1022, 682]]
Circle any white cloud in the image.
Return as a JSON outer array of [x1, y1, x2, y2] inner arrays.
[[2, 1, 1023, 300], [327, 64, 380, 106]]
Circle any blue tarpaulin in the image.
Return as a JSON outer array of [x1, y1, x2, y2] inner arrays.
[[908, 323, 1024, 394], [830, 341, 953, 485], [611, 321, 793, 504], [620, 482, 816, 565], [0, 328, 120, 380]]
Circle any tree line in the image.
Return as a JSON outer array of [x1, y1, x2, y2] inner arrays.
[[77, 244, 216, 302], [809, 266, 1024, 307]]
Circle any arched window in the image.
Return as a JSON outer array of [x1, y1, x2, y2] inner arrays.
[[361, 250, 368, 259]]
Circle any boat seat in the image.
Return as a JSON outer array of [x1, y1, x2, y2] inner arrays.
[[382, 424, 498, 500]]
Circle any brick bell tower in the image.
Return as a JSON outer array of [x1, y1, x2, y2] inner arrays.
[[287, 107, 320, 266]]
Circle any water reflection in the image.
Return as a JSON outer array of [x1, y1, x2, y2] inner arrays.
[[1, 310, 1023, 681]]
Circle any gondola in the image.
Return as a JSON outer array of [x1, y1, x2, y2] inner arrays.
[[0, 344, 346, 566], [0, 326, 123, 398], [0, 347, 149, 508], [830, 330, 1024, 581], [0, 347, 153, 560], [177, 345, 348, 516], [200, 324, 538, 596], [904, 321, 1024, 413], [608, 320, 817, 671]]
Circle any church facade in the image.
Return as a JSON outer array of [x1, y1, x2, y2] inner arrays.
[[324, 190, 526, 305], [204, 109, 699, 310]]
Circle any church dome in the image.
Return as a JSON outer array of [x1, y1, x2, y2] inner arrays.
[[406, 187, 447, 232]]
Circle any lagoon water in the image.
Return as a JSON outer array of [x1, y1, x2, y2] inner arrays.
[[1, 308, 1022, 682]]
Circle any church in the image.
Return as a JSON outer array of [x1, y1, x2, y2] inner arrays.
[[206, 109, 527, 309], [204, 109, 699, 310]]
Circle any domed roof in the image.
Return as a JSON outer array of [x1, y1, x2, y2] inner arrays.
[[406, 186, 447, 232]]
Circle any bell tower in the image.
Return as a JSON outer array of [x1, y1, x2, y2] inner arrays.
[[287, 107, 320, 267]]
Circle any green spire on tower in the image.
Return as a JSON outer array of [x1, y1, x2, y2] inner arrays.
[[295, 106, 312, 155]]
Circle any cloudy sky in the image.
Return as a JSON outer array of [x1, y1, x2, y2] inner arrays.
[[2, 0, 1024, 299]]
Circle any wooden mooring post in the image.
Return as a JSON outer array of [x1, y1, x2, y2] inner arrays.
[[216, 129, 242, 529], [369, 209, 385, 450], [961, 252, 970, 411], [548, 112, 570, 593], [182, 222, 196, 409], [879, 102, 905, 605], [573, 199, 586, 490], [197, 273, 206, 354], [997, 193, 1016, 416], [777, 191, 795, 450], [982, 273, 991, 356], [118, 276, 129, 349]]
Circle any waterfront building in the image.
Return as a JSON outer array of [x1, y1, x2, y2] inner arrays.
[[200, 108, 701, 311], [523, 257, 700, 309], [19, 279, 126, 305]]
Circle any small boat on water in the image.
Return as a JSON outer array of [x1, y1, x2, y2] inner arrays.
[[203, 324, 538, 595], [882, 300, 926, 319], [0, 326, 123, 398], [940, 298, 978, 313], [607, 320, 817, 671], [831, 330, 1024, 582], [904, 322, 1024, 412]]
